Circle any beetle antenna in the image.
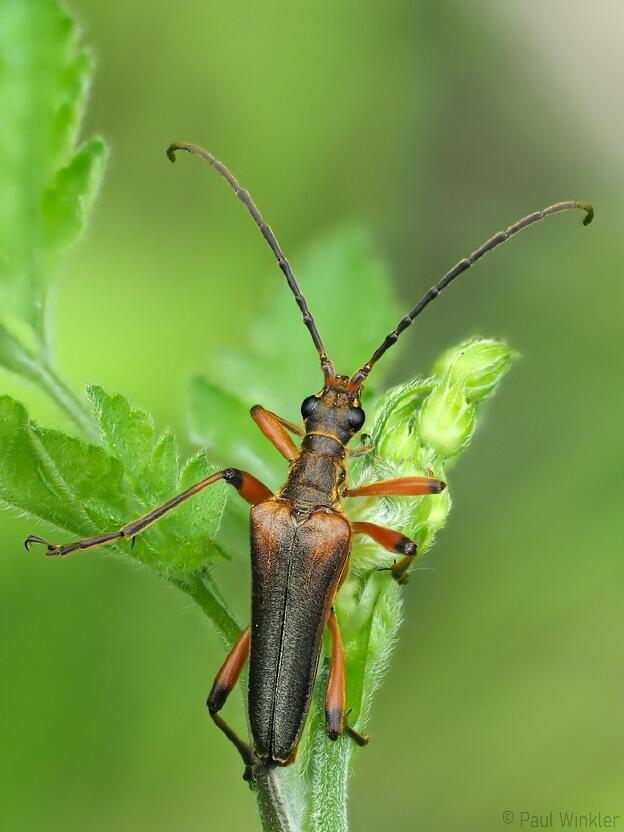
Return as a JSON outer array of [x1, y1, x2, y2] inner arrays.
[[348, 200, 594, 391], [167, 141, 335, 385]]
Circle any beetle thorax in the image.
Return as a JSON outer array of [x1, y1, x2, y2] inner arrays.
[[277, 377, 365, 509]]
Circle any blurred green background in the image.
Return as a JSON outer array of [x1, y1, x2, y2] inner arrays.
[[1, 1, 623, 830]]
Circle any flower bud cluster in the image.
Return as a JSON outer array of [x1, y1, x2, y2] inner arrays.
[[347, 338, 513, 576]]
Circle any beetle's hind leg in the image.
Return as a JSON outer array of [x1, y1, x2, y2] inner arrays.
[[24, 467, 271, 557], [207, 626, 257, 780], [351, 520, 419, 584], [325, 609, 370, 747], [348, 433, 374, 458]]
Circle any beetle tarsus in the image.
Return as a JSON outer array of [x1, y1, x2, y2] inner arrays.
[[342, 708, 370, 746], [25, 534, 46, 550], [346, 723, 371, 747], [378, 559, 413, 583], [24, 534, 60, 555]]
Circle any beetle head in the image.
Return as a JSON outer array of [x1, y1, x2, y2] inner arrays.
[[300, 374, 365, 441]]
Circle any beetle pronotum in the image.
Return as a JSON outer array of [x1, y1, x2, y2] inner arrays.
[[25, 141, 593, 778]]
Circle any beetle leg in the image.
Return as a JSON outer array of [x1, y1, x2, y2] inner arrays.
[[250, 405, 302, 461], [348, 434, 374, 458], [344, 474, 446, 498], [325, 609, 370, 747], [348, 444, 374, 458], [352, 521, 418, 584], [325, 609, 345, 740], [207, 626, 256, 779], [24, 468, 272, 557]]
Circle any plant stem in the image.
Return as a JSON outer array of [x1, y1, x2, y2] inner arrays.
[[32, 360, 99, 441], [174, 571, 241, 646], [0, 324, 97, 440], [255, 765, 302, 832]]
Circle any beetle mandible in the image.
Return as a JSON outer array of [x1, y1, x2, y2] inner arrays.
[[25, 141, 594, 778]]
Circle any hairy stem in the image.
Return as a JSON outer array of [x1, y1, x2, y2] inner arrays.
[[0, 324, 97, 440], [173, 571, 242, 646], [32, 360, 99, 441], [255, 766, 302, 832]]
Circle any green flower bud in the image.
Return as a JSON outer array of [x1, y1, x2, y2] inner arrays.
[[433, 337, 514, 402], [418, 376, 475, 458], [375, 417, 419, 462], [350, 337, 511, 576], [370, 378, 431, 462]]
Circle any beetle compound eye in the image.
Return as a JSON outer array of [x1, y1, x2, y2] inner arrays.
[[348, 406, 365, 432], [301, 395, 318, 420]]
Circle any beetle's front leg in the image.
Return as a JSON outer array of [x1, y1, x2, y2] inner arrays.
[[250, 404, 302, 461], [351, 521, 419, 584], [348, 433, 374, 458], [207, 626, 257, 780], [24, 468, 272, 557], [325, 608, 370, 747]]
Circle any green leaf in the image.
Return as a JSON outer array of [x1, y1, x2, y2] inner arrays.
[[149, 432, 179, 500], [87, 384, 228, 574], [0, 395, 126, 536], [87, 384, 164, 501], [207, 226, 402, 416], [0, 392, 237, 667], [0, 0, 106, 339], [0, 385, 229, 575], [170, 451, 227, 553], [43, 137, 108, 253]]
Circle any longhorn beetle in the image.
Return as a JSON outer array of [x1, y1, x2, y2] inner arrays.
[[25, 141, 594, 779]]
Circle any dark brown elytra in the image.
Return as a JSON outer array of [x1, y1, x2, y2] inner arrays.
[[25, 141, 594, 779]]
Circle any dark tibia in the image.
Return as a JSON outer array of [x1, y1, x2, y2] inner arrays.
[[207, 627, 256, 778], [352, 520, 418, 583], [325, 609, 370, 747]]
